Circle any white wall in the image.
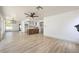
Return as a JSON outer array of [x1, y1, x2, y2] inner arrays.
[[0, 7, 5, 40], [0, 10, 5, 40], [0, 18, 1, 39], [44, 10, 79, 43], [0, 17, 5, 40]]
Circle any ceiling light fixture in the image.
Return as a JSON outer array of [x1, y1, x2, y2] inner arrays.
[[36, 6, 43, 10]]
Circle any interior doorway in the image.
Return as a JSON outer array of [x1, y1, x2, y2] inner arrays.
[[39, 22, 44, 34]]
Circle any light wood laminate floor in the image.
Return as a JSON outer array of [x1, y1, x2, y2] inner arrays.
[[0, 32, 79, 53]]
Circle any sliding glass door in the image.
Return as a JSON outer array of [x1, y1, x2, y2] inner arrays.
[[5, 20, 13, 31], [5, 20, 19, 32]]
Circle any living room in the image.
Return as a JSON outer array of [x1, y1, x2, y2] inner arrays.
[[0, 6, 79, 53]]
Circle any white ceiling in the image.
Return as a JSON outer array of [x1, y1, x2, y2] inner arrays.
[[1, 6, 79, 20], [43, 6, 79, 16]]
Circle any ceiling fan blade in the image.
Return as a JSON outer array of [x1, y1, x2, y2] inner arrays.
[[24, 13, 30, 16], [25, 16, 30, 17], [33, 16, 39, 17]]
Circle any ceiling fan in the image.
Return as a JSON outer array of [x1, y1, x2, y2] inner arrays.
[[24, 12, 39, 19]]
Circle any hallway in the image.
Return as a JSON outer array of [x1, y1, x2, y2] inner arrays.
[[0, 32, 79, 53]]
